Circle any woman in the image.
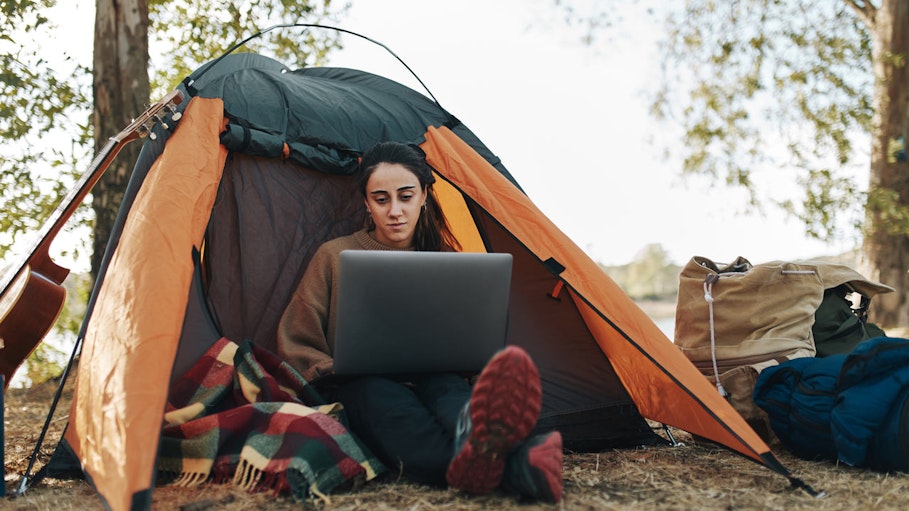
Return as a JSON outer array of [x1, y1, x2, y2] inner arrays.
[[278, 141, 563, 502]]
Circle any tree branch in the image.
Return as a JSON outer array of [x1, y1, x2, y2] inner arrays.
[[845, 0, 876, 29]]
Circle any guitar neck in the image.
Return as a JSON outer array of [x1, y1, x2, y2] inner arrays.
[[2, 138, 121, 284], [0, 90, 184, 296]]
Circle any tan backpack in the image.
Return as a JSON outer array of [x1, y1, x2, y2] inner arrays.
[[674, 256, 892, 442]]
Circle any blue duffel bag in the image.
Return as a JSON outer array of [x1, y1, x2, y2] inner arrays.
[[753, 355, 845, 461], [833, 337, 909, 471], [754, 337, 909, 472]]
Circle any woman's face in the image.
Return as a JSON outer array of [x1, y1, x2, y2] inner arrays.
[[364, 162, 427, 249]]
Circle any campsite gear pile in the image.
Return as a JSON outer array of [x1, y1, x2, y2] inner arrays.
[[11, 31, 817, 507], [674, 256, 892, 443], [754, 336, 909, 472], [159, 337, 383, 500]]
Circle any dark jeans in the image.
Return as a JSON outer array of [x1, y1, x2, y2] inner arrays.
[[321, 373, 471, 486]]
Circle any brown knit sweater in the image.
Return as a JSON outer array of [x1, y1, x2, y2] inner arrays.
[[277, 229, 409, 381]]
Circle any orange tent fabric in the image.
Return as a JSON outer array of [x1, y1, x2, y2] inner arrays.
[[65, 97, 228, 511]]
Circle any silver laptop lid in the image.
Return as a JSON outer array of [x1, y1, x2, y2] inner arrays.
[[332, 250, 512, 376]]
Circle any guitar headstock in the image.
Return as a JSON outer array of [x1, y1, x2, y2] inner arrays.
[[117, 90, 185, 144]]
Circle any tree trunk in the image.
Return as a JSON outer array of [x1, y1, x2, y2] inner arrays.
[[91, 0, 150, 278], [862, 0, 909, 328]]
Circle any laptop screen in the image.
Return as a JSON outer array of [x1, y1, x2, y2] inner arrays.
[[332, 250, 513, 376]]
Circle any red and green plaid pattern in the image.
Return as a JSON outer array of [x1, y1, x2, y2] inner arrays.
[[158, 337, 384, 501]]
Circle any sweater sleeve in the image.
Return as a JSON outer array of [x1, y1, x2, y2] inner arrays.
[[277, 246, 336, 381]]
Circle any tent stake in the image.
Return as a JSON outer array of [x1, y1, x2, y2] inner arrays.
[[662, 424, 685, 447]]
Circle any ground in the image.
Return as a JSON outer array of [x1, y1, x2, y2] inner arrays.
[[4, 375, 909, 510]]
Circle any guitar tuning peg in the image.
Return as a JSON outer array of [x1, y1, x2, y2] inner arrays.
[[152, 113, 169, 131], [165, 104, 182, 122], [149, 132, 157, 141]]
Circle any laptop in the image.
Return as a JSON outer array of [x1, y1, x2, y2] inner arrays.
[[331, 250, 513, 377]]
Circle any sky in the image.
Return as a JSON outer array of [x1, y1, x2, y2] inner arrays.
[[45, 0, 861, 267]]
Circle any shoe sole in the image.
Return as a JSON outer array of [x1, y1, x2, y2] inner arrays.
[[446, 346, 542, 494]]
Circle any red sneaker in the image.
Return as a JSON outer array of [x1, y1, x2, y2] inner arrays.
[[502, 431, 564, 503], [445, 346, 542, 494]]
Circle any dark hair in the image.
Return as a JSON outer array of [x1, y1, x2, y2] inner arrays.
[[358, 141, 460, 252]]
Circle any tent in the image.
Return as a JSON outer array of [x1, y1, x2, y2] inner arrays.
[[39, 47, 806, 510]]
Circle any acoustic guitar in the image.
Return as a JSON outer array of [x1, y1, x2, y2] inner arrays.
[[0, 90, 184, 388]]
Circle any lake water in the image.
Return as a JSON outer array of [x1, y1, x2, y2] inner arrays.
[[652, 316, 675, 340]]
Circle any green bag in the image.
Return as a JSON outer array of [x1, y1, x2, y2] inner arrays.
[[812, 284, 887, 357]]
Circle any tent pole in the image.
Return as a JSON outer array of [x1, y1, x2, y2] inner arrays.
[[14, 334, 83, 496]]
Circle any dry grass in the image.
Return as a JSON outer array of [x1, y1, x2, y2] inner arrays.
[[5, 377, 909, 511]]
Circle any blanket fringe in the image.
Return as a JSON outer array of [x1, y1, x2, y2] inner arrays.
[[171, 471, 210, 487], [163, 462, 305, 498], [309, 483, 331, 505], [233, 459, 264, 492]]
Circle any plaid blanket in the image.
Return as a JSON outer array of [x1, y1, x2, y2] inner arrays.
[[158, 337, 384, 501]]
